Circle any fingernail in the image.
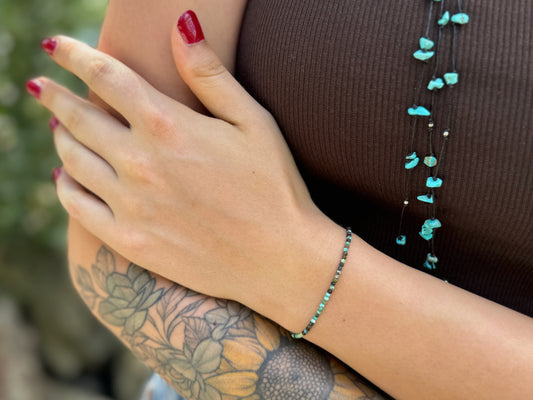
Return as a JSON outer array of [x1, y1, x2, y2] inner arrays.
[[53, 167, 62, 182], [177, 10, 205, 44], [41, 37, 58, 55], [26, 79, 42, 99], [49, 116, 60, 131]]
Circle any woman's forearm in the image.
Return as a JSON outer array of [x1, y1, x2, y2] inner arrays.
[[68, 221, 387, 399], [271, 227, 533, 399]]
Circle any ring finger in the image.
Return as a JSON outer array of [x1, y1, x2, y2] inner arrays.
[[53, 121, 118, 205]]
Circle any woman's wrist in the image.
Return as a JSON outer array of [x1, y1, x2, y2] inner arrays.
[[243, 207, 348, 334]]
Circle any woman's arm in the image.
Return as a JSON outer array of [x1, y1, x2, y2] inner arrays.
[[289, 233, 533, 399], [69, 222, 384, 400], [66, 1, 387, 399]]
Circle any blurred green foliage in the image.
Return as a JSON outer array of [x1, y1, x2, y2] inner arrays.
[[0, 1, 150, 397], [0, 0, 107, 294]]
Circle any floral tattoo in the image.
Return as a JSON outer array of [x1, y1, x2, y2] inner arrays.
[[75, 246, 387, 400]]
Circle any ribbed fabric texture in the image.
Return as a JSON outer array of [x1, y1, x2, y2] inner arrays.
[[236, 0, 533, 316]]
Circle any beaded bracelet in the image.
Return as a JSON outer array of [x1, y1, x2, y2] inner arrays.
[[290, 227, 352, 339]]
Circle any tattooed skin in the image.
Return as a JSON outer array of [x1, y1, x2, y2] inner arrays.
[[74, 246, 389, 400]]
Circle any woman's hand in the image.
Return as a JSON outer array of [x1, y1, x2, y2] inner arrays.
[[29, 11, 344, 326]]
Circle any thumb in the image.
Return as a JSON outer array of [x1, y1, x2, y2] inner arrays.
[[172, 10, 261, 125]]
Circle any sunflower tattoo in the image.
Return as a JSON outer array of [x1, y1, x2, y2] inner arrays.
[[75, 246, 387, 400]]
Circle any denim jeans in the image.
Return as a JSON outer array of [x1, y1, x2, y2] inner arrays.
[[139, 373, 186, 400]]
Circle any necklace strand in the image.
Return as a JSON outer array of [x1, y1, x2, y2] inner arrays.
[[396, 0, 469, 273]]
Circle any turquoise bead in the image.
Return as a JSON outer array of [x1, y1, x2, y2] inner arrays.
[[426, 253, 439, 263], [424, 155, 438, 167], [408, 106, 431, 116], [438, 11, 450, 26], [417, 194, 434, 204], [424, 218, 442, 229], [451, 13, 469, 24], [444, 72, 459, 85], [396, 235, 407, 246], [419, 37, 434, 50], [405, 157, 420, 169], [424, 260, 437, 270], [421, 225, 433, 235], [426, 177, 443, 188], [428, 78, 445, 90], [406, 152, 418, 160], [413, 49, 435, 61], [419, 231, 433, 241]]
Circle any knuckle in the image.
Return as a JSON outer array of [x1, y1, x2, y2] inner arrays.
[[120, 152, 162, 191], [142, 108, 175, 138], [59, 189, 81, 220], [188, 54, 228, 86], [63, 106, 84, 131], [58, 140, 78, 170], [85, 57, 112, 85], [117, 228, 146, 258]]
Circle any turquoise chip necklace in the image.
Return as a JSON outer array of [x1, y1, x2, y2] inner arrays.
[[396, 0, 469, 273]]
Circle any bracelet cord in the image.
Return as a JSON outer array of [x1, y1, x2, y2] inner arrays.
[[290, 227, 352, 339]]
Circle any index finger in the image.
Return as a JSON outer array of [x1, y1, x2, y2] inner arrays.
[[43, 36, 163, 125]]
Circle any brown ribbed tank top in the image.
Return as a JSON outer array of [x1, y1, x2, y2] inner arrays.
[[235, 0, 533, 316]]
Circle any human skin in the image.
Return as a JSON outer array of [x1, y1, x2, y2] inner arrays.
[[35, 1, 388, 399], [30, 3, 533, 400]]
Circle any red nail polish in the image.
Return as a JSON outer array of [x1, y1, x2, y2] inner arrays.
[[177, 10, 205, 44], [49, 116, 60, 131], [41, 38, 58, 55], [26, 80, 42, 99], [53, 167, 62, 182]]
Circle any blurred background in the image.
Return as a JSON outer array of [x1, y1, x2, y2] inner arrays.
[[0, 1, 151, 398]]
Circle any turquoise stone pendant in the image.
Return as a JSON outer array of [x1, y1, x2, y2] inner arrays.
[[408, 106, 431, 117], [424, 218, 442, 229], [419, 37, 434, 50], [424, 155, 438, 167], [419, 231, 433, 241], [438, 11, 450, 26], [424, 253, 438, 270], [424, 260, 437, 270], [426, 177, 443, 188], [421, 225, 433, 235], [451, 13, 469, 24], [428, 78, 445, 90], [417, 194, 434, 204], [426, 253, 439, 263], [405, 157, 420, 169], [444, 72, 459, 85], [396, 235, 407, 246], [405, 152, 419, 169], [413, 49, 435, 61]]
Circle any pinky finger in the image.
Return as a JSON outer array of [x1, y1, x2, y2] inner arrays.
[[55, 167, 116, 239]]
